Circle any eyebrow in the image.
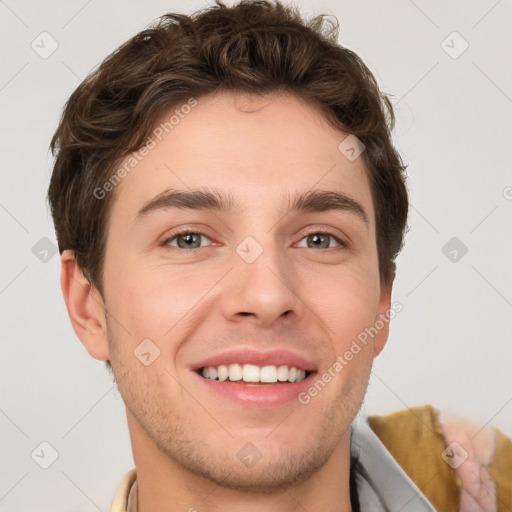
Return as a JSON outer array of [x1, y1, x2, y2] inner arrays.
[[135, 187, 369, 226]]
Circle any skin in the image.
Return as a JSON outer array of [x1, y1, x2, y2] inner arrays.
[[61, 90, 393, 512]]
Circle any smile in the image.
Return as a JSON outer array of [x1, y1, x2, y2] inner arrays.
[[198, 363, 310, 384]]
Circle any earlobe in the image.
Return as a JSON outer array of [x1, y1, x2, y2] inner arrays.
[[60, 250, 110, 361], [373, 276, 394, 358]]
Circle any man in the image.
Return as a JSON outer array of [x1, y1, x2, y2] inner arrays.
[[47, 1, 511, 510]]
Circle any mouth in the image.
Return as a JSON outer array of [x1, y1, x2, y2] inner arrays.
[[190, 348, 318, 406], [192, 363, 318, 407], [196, 363, 313, 385]]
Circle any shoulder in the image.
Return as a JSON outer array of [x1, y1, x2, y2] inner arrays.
[[367, 405, 512, 512]]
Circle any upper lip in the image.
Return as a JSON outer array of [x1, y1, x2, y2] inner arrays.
[[191, 348, 318, 373]]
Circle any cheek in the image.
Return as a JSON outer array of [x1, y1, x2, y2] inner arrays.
[[302, 264, 380, 338], [105, 263, 219, 353]]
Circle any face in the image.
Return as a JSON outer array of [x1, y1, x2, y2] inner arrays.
[[94, 91, 391, 491]]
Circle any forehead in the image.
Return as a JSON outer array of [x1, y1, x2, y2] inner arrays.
[[110, 90, 375, 226]]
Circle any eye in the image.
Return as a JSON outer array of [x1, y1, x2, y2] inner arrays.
[[162, 231, 212, 250], [160, 229, 347, 251], [296, 231, 346, 250]]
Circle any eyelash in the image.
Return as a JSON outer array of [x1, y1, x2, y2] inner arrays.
[[159, 228, 347, 251]]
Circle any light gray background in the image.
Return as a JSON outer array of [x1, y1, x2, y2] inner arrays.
[[1, 0, 511, 510]]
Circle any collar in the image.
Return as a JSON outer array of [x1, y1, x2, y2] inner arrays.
[[350, 414, 435, 511], [111, 414, 435, 512]]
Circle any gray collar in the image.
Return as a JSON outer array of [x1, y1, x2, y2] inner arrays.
[[350, 414, 436, 511]]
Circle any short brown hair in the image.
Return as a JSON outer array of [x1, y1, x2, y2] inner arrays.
[[48, 0, 408, 294]]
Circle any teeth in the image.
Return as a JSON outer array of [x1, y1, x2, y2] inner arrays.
[[201, 364, 308, 383], [242, 364, 260, 382], [217, 365, 228, 382], [276, 365, 289, 381], [228, 363, 242, 381], [260, 365, 277, 383]]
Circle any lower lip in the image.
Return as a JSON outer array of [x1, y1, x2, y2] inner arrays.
[[192, 370, 317, 408]]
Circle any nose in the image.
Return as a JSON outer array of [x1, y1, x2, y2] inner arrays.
[[220, 239, 303, 328]]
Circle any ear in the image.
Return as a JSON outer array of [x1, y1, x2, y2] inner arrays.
[[373, 270, 395, 358], [60, 250, 110, 361]]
